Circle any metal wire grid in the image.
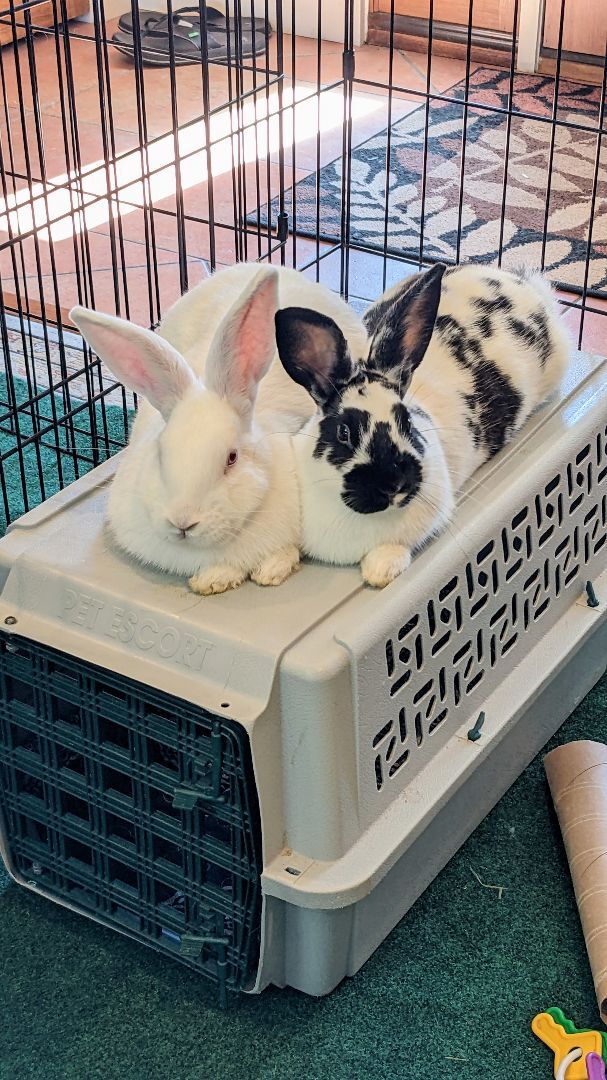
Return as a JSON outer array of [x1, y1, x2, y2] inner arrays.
[[0, 0, 604, 528]]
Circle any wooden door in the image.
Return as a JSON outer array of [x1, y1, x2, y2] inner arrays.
[[543, 0, 607, 57], [372, 0, 516, 34]]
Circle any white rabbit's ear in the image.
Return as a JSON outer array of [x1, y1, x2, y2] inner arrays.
[[205, 267, 279, 411], [70, 306, 194, 420]]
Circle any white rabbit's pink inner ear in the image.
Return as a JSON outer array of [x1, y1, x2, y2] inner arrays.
[[232, 274, 279, 390], [206, 269, 279, 408], [69, 306, 193, 420], [126, 346, 194, 420]]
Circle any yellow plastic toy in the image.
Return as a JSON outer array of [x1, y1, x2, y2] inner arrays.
[[531, 1012, 603, 1079]]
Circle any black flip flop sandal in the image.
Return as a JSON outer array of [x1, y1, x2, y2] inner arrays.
[[112, 12, 270, 66], [118, 5, 268, 36]]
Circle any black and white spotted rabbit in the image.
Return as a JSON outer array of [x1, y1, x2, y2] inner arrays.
[[275, 263, 570, 587]]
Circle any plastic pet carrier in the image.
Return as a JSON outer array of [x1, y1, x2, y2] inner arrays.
[[0, 350, 606, 1001]]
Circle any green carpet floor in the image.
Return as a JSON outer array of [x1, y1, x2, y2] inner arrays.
[[0, 380, 606, 1079], [0, 373, 129, 530]]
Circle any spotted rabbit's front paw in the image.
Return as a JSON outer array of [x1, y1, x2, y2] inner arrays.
[[361, 544, 412, 588], [251, 545, 300, 587], [189, 565, 246, 596]]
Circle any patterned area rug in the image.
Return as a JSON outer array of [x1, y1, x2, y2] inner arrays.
[[253, 67, 607, 296]]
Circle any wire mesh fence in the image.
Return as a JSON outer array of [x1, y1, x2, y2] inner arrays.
[[0, 0, 604, 526]]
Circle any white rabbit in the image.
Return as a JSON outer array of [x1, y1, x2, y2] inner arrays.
[[70, 262, 367, 595], [275, 262, 571, 588]]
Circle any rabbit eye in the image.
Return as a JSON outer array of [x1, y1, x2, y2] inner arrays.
[[226, 449, 238, 469], [336, 423, 351, 446]]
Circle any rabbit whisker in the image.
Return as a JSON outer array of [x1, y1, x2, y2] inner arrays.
[[416, 492, 471, 560]]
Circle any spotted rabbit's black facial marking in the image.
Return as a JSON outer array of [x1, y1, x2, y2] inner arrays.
[[314, 380, 426, 515], [314, 406, 371, 465], [343, 451, 423, 514], [393, 402, 427, 456]]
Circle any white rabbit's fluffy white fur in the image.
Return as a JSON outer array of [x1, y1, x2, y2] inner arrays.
[[70, 263, 367, 594], [275, 263, 571, 588]]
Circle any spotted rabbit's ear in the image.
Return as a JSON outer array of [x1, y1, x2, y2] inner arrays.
[[70, 306, 194, 421], [367, 263, 446, 384], [274, 307, 356, 408]]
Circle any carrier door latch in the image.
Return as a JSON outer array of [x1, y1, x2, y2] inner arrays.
[[171, 785, 225, 809], [172, 786, 203, 809], [179, 933, 229, 958], [179, 935, 230, 1007], [172, 720, 225, 807]]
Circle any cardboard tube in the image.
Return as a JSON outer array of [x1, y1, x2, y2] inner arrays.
[[545, 741, 607, 1024]]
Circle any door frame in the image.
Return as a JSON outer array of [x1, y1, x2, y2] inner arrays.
[[365, 0, 547, 71], [517, 0, 546, 71]]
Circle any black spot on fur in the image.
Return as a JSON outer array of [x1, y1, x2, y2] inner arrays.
[[314, 407, 370, 465], [530, 310, 552, 365], [507, 310, 552, 366], [368, 370, 397, 388], [347, 368, 394, 394], [393, 402, 411, 439], [396, 456, 424, 508], [437, 314, 522, 458], [466, 335, 485, 363], [368, 421, 400, 469], [408, 426, 426, 458], [462, 394, 482, 449], [476, 314, 494, 338], [507, 316, 536, 348], [436, 315, 485, 367], [393, 403, 426, 456], [435, 313, 462, 335], [409, 405, 430, 424], [473, 292, 514, 316]]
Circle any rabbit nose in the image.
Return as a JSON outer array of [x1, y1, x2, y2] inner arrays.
[[168, 515, 199, 538]]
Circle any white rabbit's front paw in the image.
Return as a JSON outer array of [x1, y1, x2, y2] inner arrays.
[[251, 545, 300, 587], [189, 565, 246, 596], [361, 544, 412, 588]]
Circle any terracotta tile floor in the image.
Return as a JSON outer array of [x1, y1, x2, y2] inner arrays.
[[0, 17, 603, 359], [561, 299, 607, 356], [0, 16, 469, 328]]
